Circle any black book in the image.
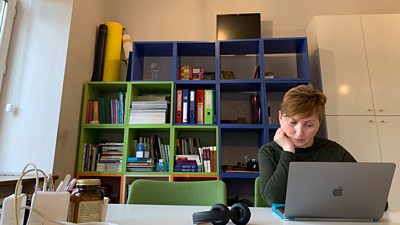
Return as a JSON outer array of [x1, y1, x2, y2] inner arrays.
[[250, 95, 261, 124]]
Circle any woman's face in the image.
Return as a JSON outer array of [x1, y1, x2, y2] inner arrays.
[[279, 111, 320, 148]]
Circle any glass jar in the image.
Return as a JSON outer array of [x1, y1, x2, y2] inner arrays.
[[68, 179, 104, 223]]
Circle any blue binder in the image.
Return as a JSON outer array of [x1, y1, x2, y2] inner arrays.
[[182, 89, 189, 124], [189, 89, 196, 124]]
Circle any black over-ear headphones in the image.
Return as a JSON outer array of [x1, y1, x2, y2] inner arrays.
[[192, 203, 251, 225]]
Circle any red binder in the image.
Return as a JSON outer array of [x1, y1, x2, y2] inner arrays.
[[196, 90, 204, 124], [175, 89, 183, 124]]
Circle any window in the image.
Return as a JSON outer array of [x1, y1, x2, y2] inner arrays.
[[0, 0, 17, 93]]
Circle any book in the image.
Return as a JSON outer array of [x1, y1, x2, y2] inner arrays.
[[182, 89, 189, 124], [86, 99, 93, 123], [251, 65, 260, 79], [104, 97, 111, 123], [192, 68, 204, 80], [221, 70, 235, 79], [189, 89, 196, 124], [175, 89, 183, 124], [98, 98, 106, 124], [91, 100, 99, 124], [129, 98, 169, 124], [204, 89, 214, 124], [179, 65, 191, 80], [118, 92, 125, 123], [196, 90, 204, 124]]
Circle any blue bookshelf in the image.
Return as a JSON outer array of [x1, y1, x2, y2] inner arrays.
[[124, 37, 311, 204]]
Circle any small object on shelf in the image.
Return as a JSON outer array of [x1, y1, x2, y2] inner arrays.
[[251, 65, 260, 79], [222, 163, 259, 173], [179, 65, 192, 80], [156, 159, 168, 172], [136, 143, 145, 158], [150, 62, 159, 80], [91, 24, 107, 82], [245, 159, 259, 171], [203, 72, 215, 80], [192, 68, 205, 80], [221, 70, 236, 79], [265, 71, 279, 79], [250, 95, 261, 124], [268, 107, 272, 124], [102, 21, 123, 82]]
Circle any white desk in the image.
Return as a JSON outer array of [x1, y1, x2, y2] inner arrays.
[[106, 204, 400, 225]]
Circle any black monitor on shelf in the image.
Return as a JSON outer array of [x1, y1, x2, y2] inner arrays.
[[216, 13, 261, 40]]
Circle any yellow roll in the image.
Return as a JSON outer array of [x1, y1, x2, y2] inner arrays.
[[103, 21, 123, 81]]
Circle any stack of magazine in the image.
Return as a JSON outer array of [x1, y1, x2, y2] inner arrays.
[[129, 95, 170, 124]]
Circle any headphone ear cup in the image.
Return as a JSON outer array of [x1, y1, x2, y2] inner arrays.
[[192, 204, 230, 225], [230, 202, 251, 225], [210, 204, 230, 225]]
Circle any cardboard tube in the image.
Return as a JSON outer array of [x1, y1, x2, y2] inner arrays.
[[91, 24, 108, 81], [103, 21, 123, 81]]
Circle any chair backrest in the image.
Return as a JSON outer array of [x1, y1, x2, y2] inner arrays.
[[127, 179, 227, 206], [254, 177, 270, 207]]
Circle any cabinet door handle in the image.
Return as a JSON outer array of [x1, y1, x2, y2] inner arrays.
[[380, 120, 385, 123], [367, 108, 372, 112], [369, 120, 374, 123], [379, 109, 383, 112]]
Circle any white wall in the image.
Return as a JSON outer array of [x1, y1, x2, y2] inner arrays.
[[1, 0, 400, 177], [53, 0, 108, 180], [109, 0, 400, 40]]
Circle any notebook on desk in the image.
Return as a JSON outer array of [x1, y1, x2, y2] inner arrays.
[[272, 162, 396, 222]]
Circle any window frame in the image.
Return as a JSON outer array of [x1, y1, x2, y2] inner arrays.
[[0, 0, 17, 93]]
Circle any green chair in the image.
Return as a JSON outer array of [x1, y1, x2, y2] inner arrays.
[[254, 177, 270, 207], [126, 179, 227, 206]]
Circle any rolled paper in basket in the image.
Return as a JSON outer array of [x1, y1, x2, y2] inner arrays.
[[103, 21, 123, 81]]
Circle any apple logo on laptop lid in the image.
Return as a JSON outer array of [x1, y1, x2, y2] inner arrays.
[[332, 186, 343, 197]]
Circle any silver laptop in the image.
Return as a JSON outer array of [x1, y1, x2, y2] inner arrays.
[[275, 162, 396, 221]]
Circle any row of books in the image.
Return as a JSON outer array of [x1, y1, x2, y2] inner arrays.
[[176, 89, 214, 124], [82, 142, 123, 172], [132, 135, 170, 163], [129, 94, 171, 124], [86, 92, 125, 124], [126, 157, 155, 172], [175, 137, 200, 155], [174, 146, 217, 173]]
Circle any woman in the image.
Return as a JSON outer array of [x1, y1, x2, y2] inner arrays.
[[258, 85, 356, 206]]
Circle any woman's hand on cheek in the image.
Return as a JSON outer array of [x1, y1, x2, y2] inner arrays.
[[274, 128, 295, 153]]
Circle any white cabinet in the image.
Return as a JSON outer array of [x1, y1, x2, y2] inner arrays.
[[362, 15, 400, 115], [308, 14, 400, 209], [325, 116, 381, 162], [307, 15, 374, 116], [327, 115, 400, 209], [308, 14, 400, 116], [376, 116, 400, 210]]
